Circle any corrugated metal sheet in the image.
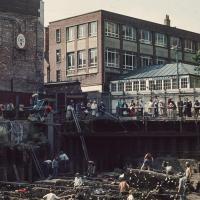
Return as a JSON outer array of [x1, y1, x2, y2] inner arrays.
[[120, 63, 199, 80]]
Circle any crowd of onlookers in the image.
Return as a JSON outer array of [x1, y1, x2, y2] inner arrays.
[[66, 99, 106, 120], [115, 96, 200, 119]]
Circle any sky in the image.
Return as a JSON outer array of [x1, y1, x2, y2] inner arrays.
[[43, 0, 200, 33]]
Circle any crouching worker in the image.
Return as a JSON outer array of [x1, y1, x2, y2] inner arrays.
[[43, 189, 60, 200], [74, 173, 83, 188]]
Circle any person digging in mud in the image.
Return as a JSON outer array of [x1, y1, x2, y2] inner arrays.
[[119, 176, 130, 196], [43, 189, 60, 200]]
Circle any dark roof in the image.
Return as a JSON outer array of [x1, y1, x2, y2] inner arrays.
[[119, 63, 199, 80]]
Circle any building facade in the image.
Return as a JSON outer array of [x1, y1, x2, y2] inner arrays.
[[0, 0, 44, 93], [46, 10, 200, 96], [110, 63, 200, 113]]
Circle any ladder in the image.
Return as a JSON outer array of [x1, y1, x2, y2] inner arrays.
[[10, 121, 23, 144], [30, 145, 44, 179], [71, 108, 89, 162]]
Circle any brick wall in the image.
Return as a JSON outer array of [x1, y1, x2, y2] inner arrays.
[[0, 11, 44, 93]]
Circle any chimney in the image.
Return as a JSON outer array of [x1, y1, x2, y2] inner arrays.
[[164, 15, 170, 26]]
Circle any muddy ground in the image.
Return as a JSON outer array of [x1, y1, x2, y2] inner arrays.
[[0, 168, 199, 200]]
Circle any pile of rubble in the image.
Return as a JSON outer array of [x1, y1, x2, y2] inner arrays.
[[0, 168, 199, 200]]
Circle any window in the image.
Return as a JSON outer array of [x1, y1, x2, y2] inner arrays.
[[56, 70, 61, 82], [118, 82, 124, 91], [155, 80, 162, 90], [78, 51, 86, 68], [67, 52, 75, 69], [156, 58, 166, 65], [181, 78, 188, 88], [123, 52, 136, 70], [149, 80, 155, 90], [56, 29, 61, 43], [47, 67, 50, 83], [125, 82, 132, 91], [105, 21, 119, 38], [140, 80, 146, 91], [140, 30, 152, 44], [66, 26, 75, 41], [105, 49, 119, 68], [78, 24, 87, 39], [197, 43, 200, 51], [172, 78, 177, 89], [56, 49, 61, 63], [122, 25, 136, 41], [111, 83, 117, 92], [170, 37, 181, 49], [164, 79, 171, 89], [155, 33, 167, 47], [184, 40, 195, 52], [89, 48, 97, 67], [89, 22, 97, 37], [141, 56, 152, 67], [133, 81, 139, 91]]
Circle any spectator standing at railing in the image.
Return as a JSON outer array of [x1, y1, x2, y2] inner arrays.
[[148, 99, 153, 117], [116, 99, 123, 116], [194, 99, 200, 118], [167, 99, 175, 118], [129, 100, 135, 116], [86, 100, 92, 115], [153, 96, 159, 117], [122, 99, 129, 116], [188, 101, 192, 117], [183, 98, 189, 118], [98, 101, 106, 116], [178, 100, 184, 117], [158, 100, 164, 116], [91, 100, 98, 117]]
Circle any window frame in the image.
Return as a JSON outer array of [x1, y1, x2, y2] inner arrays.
[[170, 37, 181, 49], [141, 56, 152, 68], [66, 26, 75, 41], [184, 40, 195, 53], [105, 21, 119, 38], [111, 83, 117, 92], [89, 48, 97, 67], [140, 30, 152, 44], [67, 52, 75, 70], [122, 25, 136, 41], [56, 29, 61, 43], [164, 79, 171, 90], [140, 80, 146, 91], [78, 50, 86, 68], [155, 80, 162, 90], [123, 52, 136, 70], [155, 33, 167, 47], [89, 21, 97, 37], [125, 81, 132, 92], [78, 24, 87, 39], [105, 48, 120, 68], [181, 77, 188, 88], [118, 82, 124, 92]]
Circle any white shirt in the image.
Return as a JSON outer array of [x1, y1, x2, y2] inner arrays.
[[127, 194, 134, 200], [43, 193, 60, 200], [59, 153, 69, 161], [74, 177, 83, 187]]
